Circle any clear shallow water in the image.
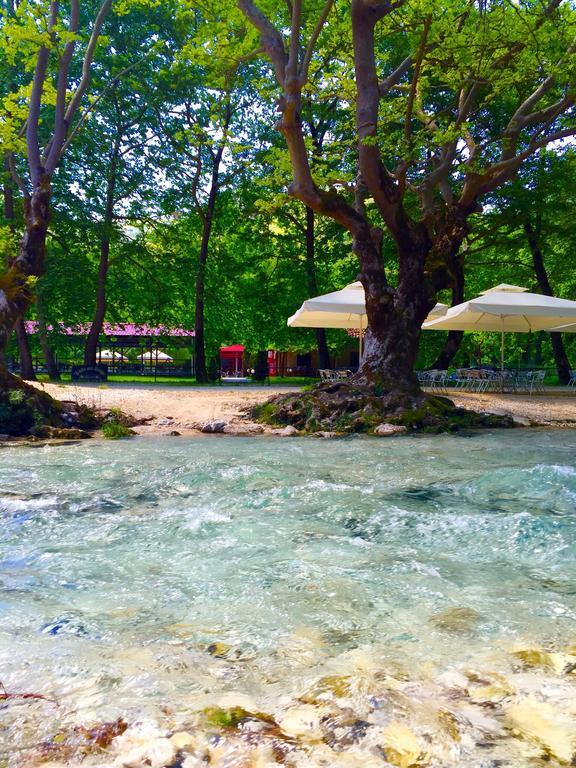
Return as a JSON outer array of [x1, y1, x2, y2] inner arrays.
[[1, 431, 576, 766]]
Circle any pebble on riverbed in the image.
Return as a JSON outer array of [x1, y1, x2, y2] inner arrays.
[[18, 639, 576, 768]]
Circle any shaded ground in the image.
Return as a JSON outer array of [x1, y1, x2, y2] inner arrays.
[[32, 381, 576, 434], [448, 389, 576, 427]]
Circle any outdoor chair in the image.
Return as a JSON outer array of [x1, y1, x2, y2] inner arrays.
[[427, 370, 448, 393], [319, 369, 338, 382], [529, 370, 546, 394], [516, 370, 544, 395], [454, 369, 473, 390], [568, 370, 576, 387]]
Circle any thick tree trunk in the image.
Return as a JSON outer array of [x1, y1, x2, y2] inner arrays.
[[430, 260, 465, 370], [3, 154, 37, 381], [304, 207, 330, 369], [0, 176, 51, 373], [524, 219, 571, 384]]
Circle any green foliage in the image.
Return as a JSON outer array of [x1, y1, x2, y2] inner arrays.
[[101, 420, 133, 440]]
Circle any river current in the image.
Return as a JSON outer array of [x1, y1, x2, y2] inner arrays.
[[1, 431, 575, 766]]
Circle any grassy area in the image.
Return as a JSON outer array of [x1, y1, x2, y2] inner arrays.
[[37, 374, 314, 387]]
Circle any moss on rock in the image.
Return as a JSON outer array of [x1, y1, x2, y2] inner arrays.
[[249, 381, 514, 435]]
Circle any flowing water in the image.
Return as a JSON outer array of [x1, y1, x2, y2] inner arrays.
[[1, 431, 576, 767]]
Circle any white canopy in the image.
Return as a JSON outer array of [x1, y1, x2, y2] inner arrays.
[[423, 283, 576, 370], [98, 349, 128, 361], [549, 322, 576, 333], [288, 281, 448, 329], [137, 350, 173, 362], [423, 284, 576, 333], [288, 282, 447, 359]]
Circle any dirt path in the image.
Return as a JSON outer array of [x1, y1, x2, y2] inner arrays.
[[34, 381, 576, 434]]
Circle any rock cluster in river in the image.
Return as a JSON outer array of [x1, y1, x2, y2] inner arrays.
[[27, 639, 576, 768]]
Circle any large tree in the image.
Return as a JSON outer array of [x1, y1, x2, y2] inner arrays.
[[0, 0, 113, 394], [233, 0, 575, 423]]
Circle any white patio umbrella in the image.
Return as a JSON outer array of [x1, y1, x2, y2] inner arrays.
[[422, 283, 576, 370], [98, 349, 128, 362], [549, 322, 576, 333], [288, 281, 448, 357], [137, 350, 173, 363]]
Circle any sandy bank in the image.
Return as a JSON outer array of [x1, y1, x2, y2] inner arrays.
[[33, 381, 576, 434]]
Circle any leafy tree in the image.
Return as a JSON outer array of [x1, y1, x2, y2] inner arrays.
[[0, 0, 115, 394], [232, 0, 576, 419]]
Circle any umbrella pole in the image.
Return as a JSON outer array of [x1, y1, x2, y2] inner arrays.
[[358, 316, 362, 362], [501, 330, 504, 373]]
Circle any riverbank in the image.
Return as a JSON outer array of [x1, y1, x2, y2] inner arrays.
[[31, 381, 576, 435]]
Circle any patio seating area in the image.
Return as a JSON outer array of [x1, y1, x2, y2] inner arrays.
[[319, 369, 354, 382], [418, 369, 550, 395]]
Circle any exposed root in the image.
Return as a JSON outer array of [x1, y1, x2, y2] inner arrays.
[[250, 380, 514, 434]]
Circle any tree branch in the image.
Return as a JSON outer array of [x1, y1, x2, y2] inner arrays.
[[44, 0, 80, 171], [237, 0, 288, 85], [55, 0, 113, 153], [27, 2, 58, 185], [300, 0, 334, 82]]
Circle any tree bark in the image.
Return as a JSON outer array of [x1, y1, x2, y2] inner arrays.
[[430, 259, 465, 370], [84, 144, 118, 366], [524, 218, 572, 384], [36, 287, 60, 381], [194, 107, 230, 383], [14, 318, 36, 380], [0, 176, 51, 373], [304, 207, 330, 369], [3, 154, 37, 381]]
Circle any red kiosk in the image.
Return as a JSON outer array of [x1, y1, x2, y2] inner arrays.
[[220, 344, 245, 376]]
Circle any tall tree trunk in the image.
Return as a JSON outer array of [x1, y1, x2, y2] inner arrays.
[[304, 206, 331, 369], [84, 147, 117, 366], [194, 116, 230, 382], [194, 197, 217, 382], [524, 219, 571, 384], [36, 287, 60, 381], [430, 259, 464, 370], [3, 154, 37, 381]]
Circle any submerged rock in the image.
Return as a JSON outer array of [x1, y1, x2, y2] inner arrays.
[[505, 697, 576, 764], [110, 721, 176, 768], [430, 607, 482, 634], [380, 722, 428, 767], [278, 705, 323, 741], [512, 647, 576, 675]]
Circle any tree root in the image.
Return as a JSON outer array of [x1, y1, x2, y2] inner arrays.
[[251, 380, 514, 434], [0, 369, 98, 437]]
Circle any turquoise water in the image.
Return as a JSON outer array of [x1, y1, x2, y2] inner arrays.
[[1, 431, 576, 766]]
